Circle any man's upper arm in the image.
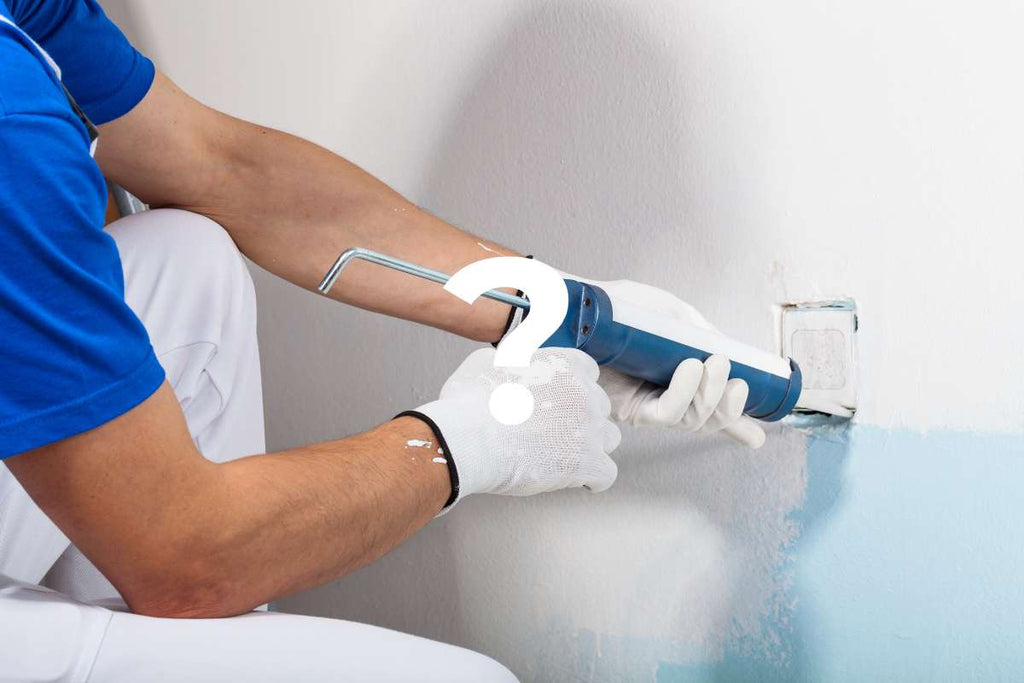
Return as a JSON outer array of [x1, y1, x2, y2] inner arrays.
[[92, 70, 227, 210], [5, 1, 227, 216], [5, 383, 220, 611]]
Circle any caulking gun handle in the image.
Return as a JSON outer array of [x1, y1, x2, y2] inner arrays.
[[542, 280, 802, 422]]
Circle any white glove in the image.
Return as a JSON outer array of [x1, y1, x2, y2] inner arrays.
[[412, 347, 621, 510], [564, 278, 767, 449], [599, 356, 767, 448]]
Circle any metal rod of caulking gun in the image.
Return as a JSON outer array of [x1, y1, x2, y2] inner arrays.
[[317, 247, 532, 311]]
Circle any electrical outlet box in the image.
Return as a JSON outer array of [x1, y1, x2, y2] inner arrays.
[[778, 300, 858, 417]]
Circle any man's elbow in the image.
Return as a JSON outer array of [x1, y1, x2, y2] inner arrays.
[[116, 553, 243, 619], [108, 514, 252, 618]]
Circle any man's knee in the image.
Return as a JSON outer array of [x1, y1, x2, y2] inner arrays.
[[108, 208, 252, 299], [107, 209, 256, 349]]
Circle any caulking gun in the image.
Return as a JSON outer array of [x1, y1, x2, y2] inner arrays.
[[318, 248, 802, 422]]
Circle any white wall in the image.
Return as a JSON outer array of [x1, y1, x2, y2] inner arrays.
[[103, 1, 1024, 679]]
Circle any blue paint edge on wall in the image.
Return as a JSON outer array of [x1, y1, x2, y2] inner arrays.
[[656, 423, 1024, 683]]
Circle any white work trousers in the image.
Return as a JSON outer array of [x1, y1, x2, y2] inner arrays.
[[0, 209, 515, 682]]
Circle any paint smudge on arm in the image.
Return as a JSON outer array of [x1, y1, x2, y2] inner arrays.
[[477, 241, 512, 256]]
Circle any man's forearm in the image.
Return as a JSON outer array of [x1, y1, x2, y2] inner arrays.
[[184, 416, 451, 618], [7, 385, 450, 618], [204, 117, 518, 342], [97, 72, 518, 342]]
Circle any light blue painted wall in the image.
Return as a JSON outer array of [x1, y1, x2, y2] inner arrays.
[[658, 423, 1024, 682]]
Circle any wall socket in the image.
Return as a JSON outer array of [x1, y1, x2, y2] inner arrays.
[[777, 300, 858, 418]]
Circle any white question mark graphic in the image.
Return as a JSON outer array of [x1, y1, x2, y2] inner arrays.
[[445, 257, 569, 425]]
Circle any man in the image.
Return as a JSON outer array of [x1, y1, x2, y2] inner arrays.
[[0, 1, 764, 680]]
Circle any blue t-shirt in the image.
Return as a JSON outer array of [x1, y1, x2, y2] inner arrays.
[[0, 0, 164, 458]]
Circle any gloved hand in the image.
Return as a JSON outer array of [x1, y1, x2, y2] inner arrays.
[[591, 280, 767, 449], [408, 347, 621, 511], [598, 356, 766, 448]]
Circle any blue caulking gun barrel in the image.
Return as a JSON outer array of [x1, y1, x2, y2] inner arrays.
[[547, 279, 801, 421], [319, 249, 802, 422]]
